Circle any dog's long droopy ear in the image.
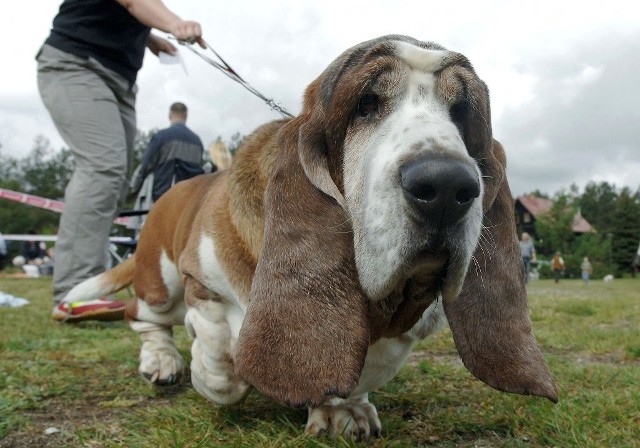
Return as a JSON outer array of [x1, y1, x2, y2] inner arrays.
[[234, 121, 370, 409], [444, 140, 558, 402]]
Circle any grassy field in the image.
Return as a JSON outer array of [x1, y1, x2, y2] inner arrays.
[[1, 275, 639, 447]]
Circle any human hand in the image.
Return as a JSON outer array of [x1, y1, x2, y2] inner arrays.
[[148, 34, 177, 56], [169, 20, 206, 48]]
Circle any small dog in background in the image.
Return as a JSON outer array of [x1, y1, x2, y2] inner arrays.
[[603, 274, 614, 284]]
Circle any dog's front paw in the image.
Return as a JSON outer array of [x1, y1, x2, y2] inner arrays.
[[138, 329, 184, 386], [185, 306, 250, 405], [305, 396, 382, 440], [190, 338, 250, 405]]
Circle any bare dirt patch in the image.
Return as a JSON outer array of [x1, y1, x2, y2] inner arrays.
[[1, 398, 129, 448], [407, 350, 464, 368], [1, 387, 188, 448]]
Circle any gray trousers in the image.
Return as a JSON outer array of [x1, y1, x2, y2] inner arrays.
[[37, 45, 137, 303]]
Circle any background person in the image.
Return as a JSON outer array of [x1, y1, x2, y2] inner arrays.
[[581, 256, 593, 285], [130, 102, 205, 203], [0, 231, 7, 271], [20, 231, 46, 264], [551, 251, 566, 284], [128, 102, 205, 236], [38, 0, 205, 322], [519, 232, 536, 284]]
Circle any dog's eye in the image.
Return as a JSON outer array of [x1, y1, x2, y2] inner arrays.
[[449, 100, 468, 137], [357, 94, 379, 117]]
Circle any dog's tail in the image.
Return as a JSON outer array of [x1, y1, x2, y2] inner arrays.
[[63, 255, 136, 303]]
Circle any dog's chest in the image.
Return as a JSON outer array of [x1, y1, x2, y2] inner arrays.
[[194, 233, 244, 304]]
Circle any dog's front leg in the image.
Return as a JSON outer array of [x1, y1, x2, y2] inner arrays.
[[128, 300, 186, 386], [304, 312, 440, 440], [183, 276, 250, 405], [305, 393, 382, 440]]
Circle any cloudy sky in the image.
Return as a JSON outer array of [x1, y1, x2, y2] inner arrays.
[[1, 0, 638, 197]]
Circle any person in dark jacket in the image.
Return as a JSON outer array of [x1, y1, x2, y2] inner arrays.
[[0, 231, 8, 271], [38, 0, 206, 322], [131, 102, 206, 202], [21, 231, 47, 263]]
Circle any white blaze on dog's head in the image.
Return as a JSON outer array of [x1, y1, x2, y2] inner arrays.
[[395, 40, 447, 73], [342, 38, 484, 301]]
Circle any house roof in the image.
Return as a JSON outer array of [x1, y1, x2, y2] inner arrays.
[[516, 195, 596, 234], [517, 196, 554, 218]]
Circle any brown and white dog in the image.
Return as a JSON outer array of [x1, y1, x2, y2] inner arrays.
[[65, 35, 557, 438]]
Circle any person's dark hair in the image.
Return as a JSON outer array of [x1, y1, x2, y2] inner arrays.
[[170, 102, 188, 115]]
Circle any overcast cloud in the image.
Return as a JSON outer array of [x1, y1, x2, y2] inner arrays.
[[1, 0, 638, 197]]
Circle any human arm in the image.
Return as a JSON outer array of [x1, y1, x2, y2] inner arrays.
[[131, 135, 162, 192], [115, 0, 206, 48], [130, 165, 144, 193]]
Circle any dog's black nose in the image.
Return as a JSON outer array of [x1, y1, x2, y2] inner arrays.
[[400, 154, 480, 226]]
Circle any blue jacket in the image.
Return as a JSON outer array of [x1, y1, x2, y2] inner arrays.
[[132, 123, 205, 201]]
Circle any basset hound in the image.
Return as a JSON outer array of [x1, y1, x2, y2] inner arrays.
[[65, 35, 558, 439]]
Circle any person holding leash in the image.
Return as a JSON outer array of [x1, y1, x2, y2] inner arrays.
[[38, 0, 205, 322]]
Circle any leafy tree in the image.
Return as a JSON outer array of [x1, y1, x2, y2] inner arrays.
[[530, 184, 640, 279], [20, 136, 73, 200], [571, 232, 611, 278], [610, 187, 640, 275], [526, 189, 550, 199], [1, 131, 159, 244], [577, 181, 618, 234], [534, 192, 576, 256], [0, 156, 21, 189], [0, 137, 66, 241]]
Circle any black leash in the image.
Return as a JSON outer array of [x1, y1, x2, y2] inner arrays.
[[171, 38, 294, 118]]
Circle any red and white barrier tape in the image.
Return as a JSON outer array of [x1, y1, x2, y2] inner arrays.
[[0, 188, 129, 225]]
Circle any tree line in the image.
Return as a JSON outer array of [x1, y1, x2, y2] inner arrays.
[[0, 132, 245, 257], [528, 184, 640, 278], [1, 135, 639, 278], [1, 133, 150, 244]]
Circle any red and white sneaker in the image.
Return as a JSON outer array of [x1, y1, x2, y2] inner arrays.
[[52, 297, 126, 322]]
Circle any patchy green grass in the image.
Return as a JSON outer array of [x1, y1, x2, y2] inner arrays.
[[1, 276, 639, 447]]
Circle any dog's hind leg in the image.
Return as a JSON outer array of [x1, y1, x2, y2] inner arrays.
[[183, 276, 250, 405], [126, 248, 188, 385]]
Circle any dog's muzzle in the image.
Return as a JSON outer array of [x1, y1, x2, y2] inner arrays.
[[400, 154, 480, 228]]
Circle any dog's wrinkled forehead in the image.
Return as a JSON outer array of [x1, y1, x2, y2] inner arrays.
[[318, 35, 471, 105], [311, 34, 493, 167]]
